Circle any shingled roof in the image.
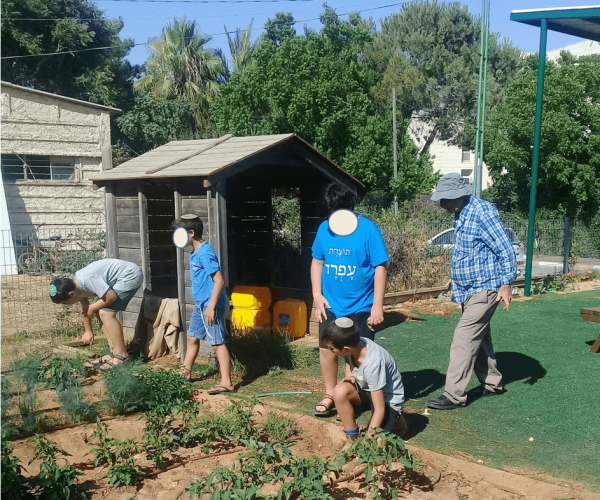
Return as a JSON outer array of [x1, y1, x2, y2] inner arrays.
[[91, 133, 363, 189]]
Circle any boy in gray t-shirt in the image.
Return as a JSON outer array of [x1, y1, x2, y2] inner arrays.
[[321, 317, 407, 439], [49, 258, 142, 369]]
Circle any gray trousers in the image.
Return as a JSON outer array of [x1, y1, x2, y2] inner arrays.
[[444, 289, 504, 405]]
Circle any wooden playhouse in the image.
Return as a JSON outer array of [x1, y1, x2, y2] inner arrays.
[[91, 133, 363, 346]]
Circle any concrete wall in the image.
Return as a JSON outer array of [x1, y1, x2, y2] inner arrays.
[[408, 118, 492, 191], [1, 84, 110, 236], [547, 40, 600, 62]]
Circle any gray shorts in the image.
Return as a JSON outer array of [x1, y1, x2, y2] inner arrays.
[[102, 287, 140, 312]]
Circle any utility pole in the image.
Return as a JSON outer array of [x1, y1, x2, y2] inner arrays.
[[393, 87, 398, 215]]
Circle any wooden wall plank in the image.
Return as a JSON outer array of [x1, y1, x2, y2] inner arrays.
[[174, 180, 187, 361], [117, 232, 142, 249], [119, 248, 142, 265], [117, 216, 140, 232], [138, 182, 151, 292], [115, 198, 138, 216], [122, 311, 138, 329], [105, 183, 119, 258]]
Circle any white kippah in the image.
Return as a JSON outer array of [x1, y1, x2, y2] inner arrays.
[[334, 317, 354, 329]]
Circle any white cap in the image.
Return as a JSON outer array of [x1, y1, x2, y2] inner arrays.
[[334, 317, 354, 328]]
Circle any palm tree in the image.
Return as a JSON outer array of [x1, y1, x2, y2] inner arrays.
[[224, 20, 260, 74], [134, 19, 227, 129]]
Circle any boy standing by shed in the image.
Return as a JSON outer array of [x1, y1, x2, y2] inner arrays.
[[172, 214, 235, 394]]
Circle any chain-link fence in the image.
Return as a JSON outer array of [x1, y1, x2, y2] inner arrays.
[[1, 227, 107, 342]]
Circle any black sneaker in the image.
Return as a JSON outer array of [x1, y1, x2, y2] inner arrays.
[[426, 395, 464, 410], [481, 387, 506, 397]]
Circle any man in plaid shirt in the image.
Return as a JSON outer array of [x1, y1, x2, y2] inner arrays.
[[427, 173, 516, 410]]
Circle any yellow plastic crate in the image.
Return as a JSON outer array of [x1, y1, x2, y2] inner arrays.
[[231, 308, 272, 330], [231, 286, 272, 310], [273, 299, 307, 339]]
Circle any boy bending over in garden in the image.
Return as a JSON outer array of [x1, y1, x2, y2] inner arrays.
[[172, 214, 234, 394], [322, 317, 407, 439], [49, 258, 143, 369]]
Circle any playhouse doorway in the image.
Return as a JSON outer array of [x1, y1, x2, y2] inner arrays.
[[145, 181, 177, 298]]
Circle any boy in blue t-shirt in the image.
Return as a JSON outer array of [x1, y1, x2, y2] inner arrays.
[[311, 183, 389, 417], [172, 215, 234, 394], [322, 317, 407, 439]]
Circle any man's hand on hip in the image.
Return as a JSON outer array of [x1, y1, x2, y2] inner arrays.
[[496, 285, 512, 311]]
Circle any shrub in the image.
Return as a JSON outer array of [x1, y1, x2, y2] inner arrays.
[[103, 360, 146, 414], [137, 368, 191, 416], [9, 354, 45, 392], [58, 386, 96, 423]]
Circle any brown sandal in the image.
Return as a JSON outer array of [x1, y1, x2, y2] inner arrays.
[[314, 394, 336, 417]]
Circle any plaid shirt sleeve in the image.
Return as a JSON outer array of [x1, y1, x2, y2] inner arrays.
[[479, 211, 517, 286]]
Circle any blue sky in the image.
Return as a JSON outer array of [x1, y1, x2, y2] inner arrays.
[[96, 0, 588, 67]]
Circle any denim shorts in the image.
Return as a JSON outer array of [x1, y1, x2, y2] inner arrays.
[[188, 306, 227, 345]]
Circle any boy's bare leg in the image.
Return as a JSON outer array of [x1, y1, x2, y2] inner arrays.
[[332, 381, 362, 431], [183, 336, 200, 375], [317, 348, 338, 411], [213, 344, 234, 390], [98, 310, 128, 361], [89, 312, 113, 362]]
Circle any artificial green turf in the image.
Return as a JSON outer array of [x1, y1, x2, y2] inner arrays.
[[378, 289, 600, 489]]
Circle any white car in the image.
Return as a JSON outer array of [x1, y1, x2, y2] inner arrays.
[[427, 227, 526, 275]]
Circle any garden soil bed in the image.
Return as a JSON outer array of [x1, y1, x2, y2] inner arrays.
[[10, 388, 599, 500]]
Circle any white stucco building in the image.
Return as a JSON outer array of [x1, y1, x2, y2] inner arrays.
[[1, 81, 120, 235], [408, 119, 492, 190], [413, 40, 600, 191]]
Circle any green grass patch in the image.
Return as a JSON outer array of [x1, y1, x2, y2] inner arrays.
[[379, 290, 600, 489]]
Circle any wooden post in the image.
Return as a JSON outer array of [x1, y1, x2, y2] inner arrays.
[[174, 180, 187, 361], [138, 181, 150, 291], [105, 182, 118, 258], [215, 181, 229, 288]]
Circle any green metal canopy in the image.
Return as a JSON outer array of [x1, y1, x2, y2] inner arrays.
[[510, 5, 600, 295], [512, 6, 600, 41]]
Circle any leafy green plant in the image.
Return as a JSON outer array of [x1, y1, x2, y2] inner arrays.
[[532, 275, 567, 295], [1, 429, 26, 500], [106, 438, 142, 487], [143, 412, 174, 469], [29, 435, 85, 500], [89, 417, 142, 487], [42, 356, 87, 392], [1, 376, 12, 417], [138, 368, 191, 416], [344, 429, 415, 499], [58, 386, 96, 423], [278, 454, 341, 500], [90, 418, 115, 466], [223, 399, 258, 441], [260, 412, 297, 442]]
